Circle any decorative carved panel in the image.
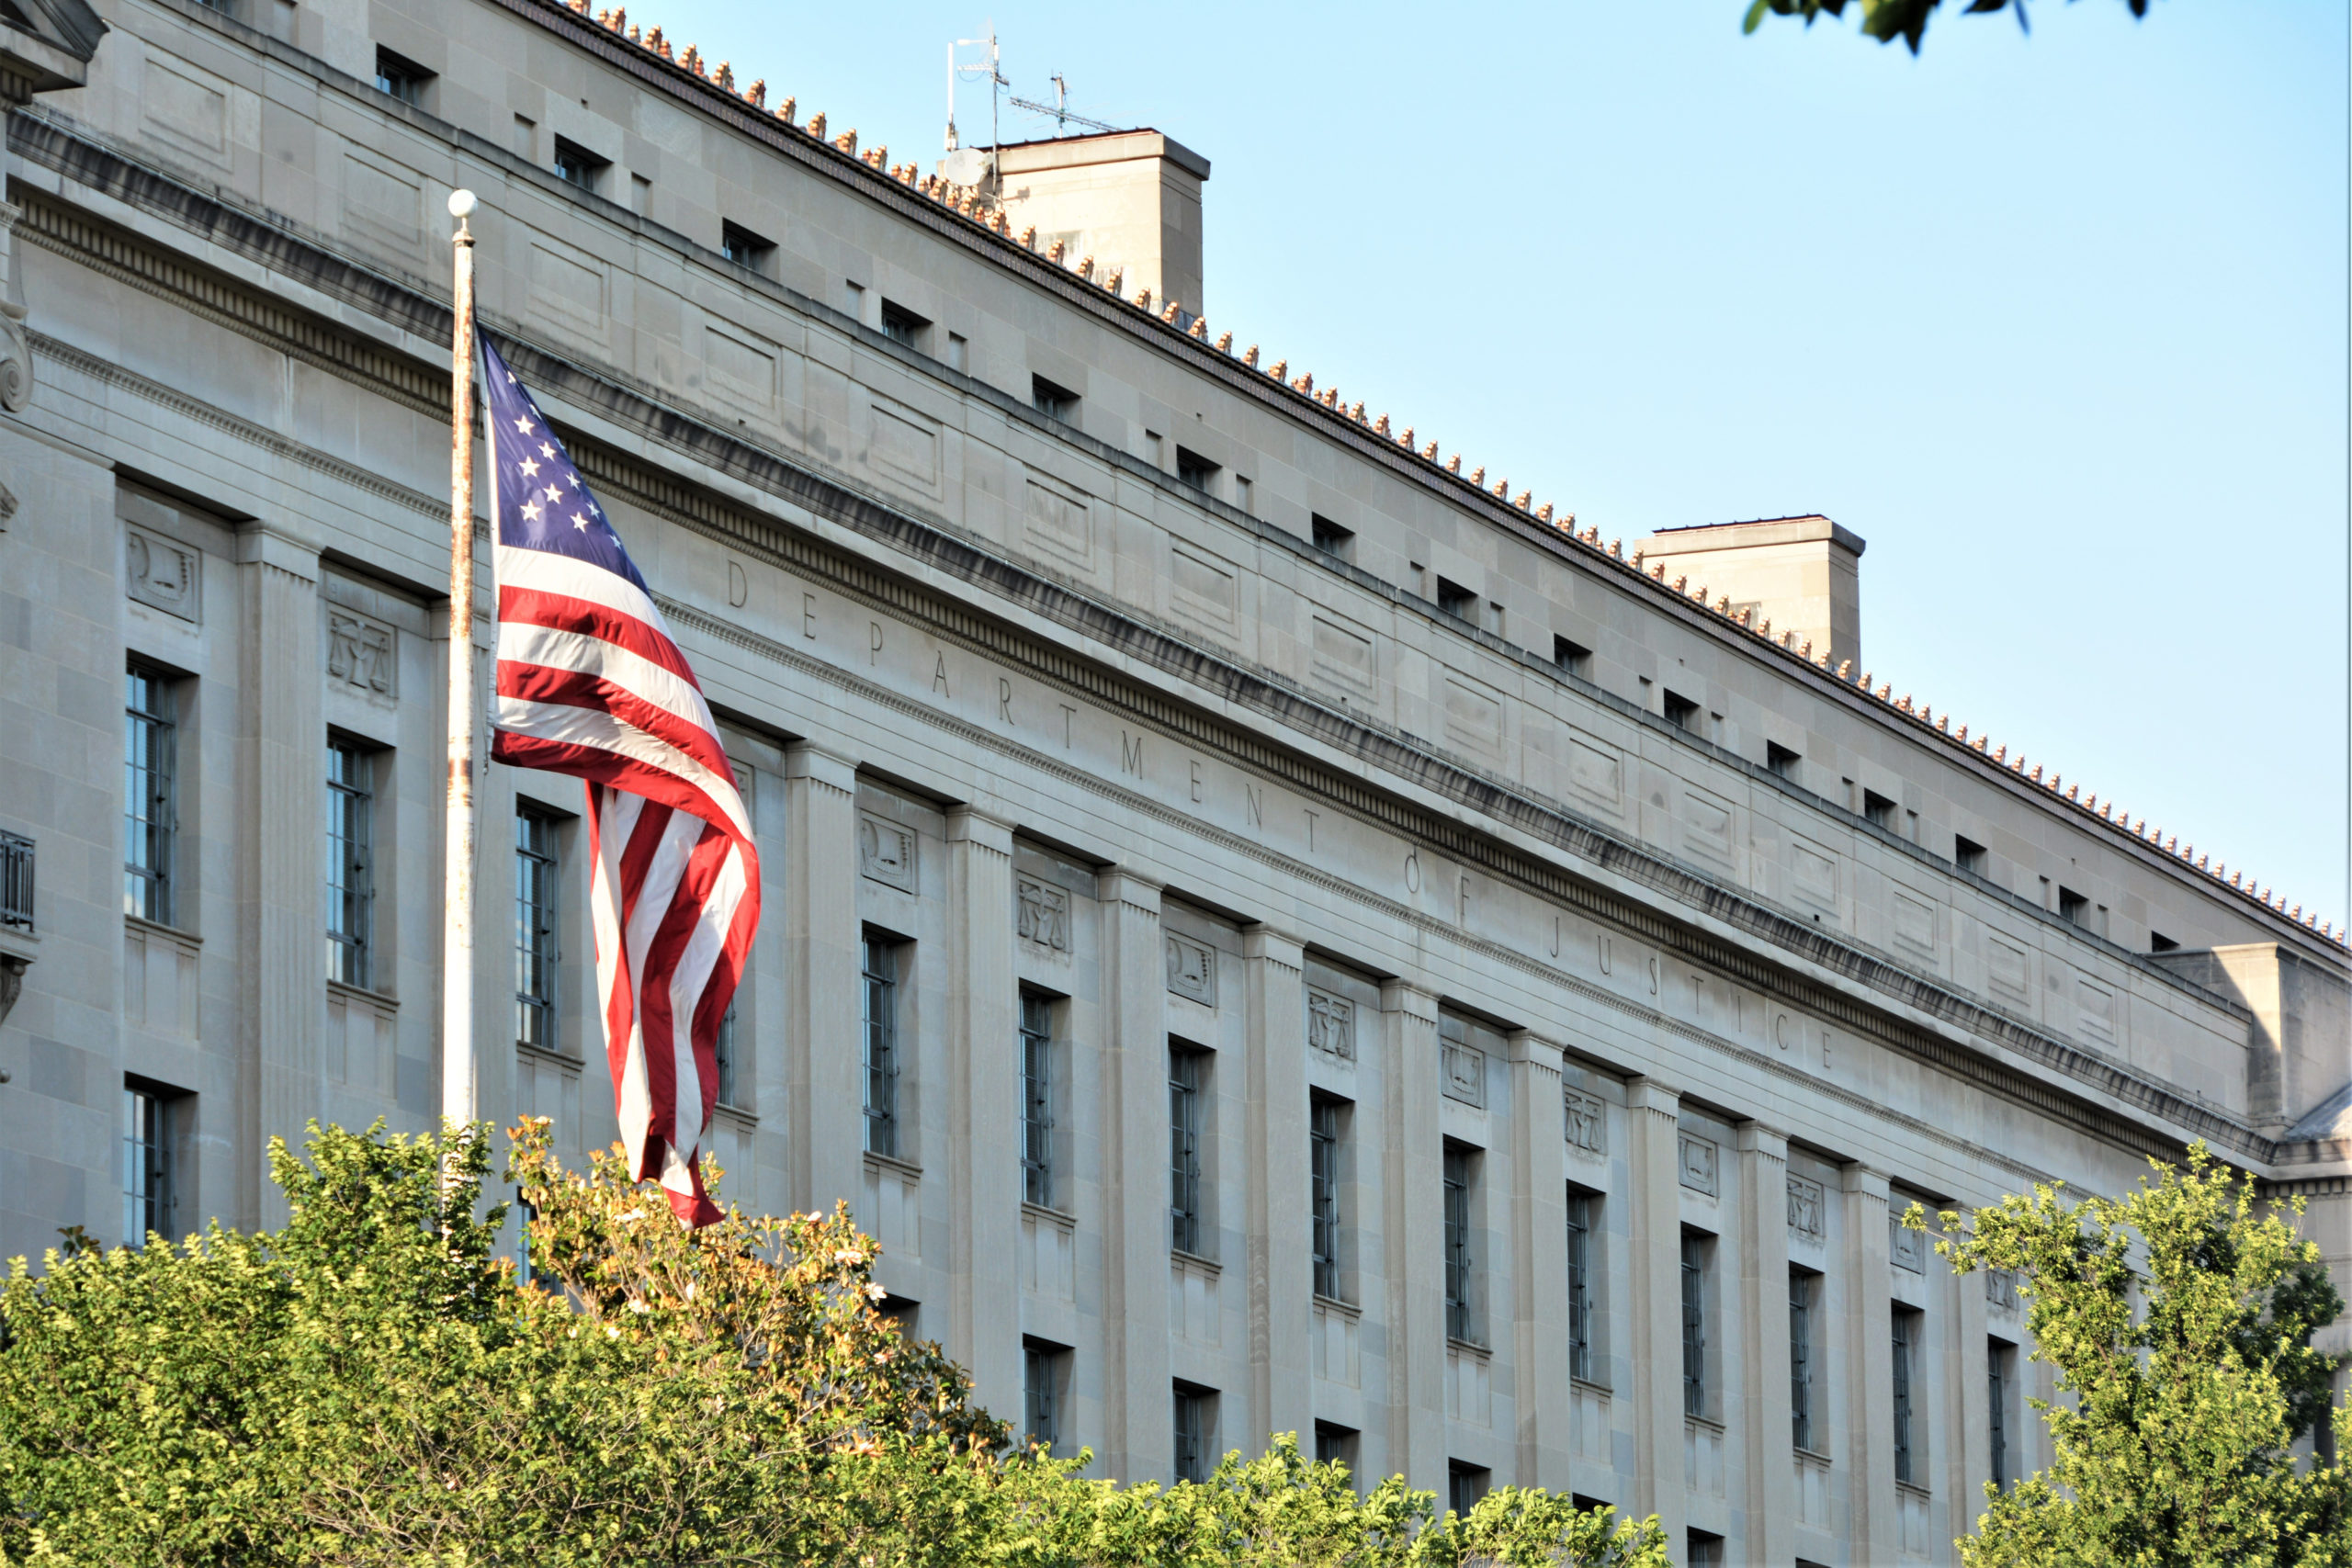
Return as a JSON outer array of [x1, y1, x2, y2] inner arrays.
[[1891, 1214, 1927, 1273], [126, 524, 200, 621], [857, 813, 917, 892], [1165, 933, 1216, 1004], [1678, 1132, 1719, 1196], [1306, 987, 1355, 1060], [1564, 1088, 1607, 1157], [1441, 1038, 1485, 1107], [1787, 1174, 1826, 1241], [1015, 875, 1069, 952], [326, 607, 397, 699]]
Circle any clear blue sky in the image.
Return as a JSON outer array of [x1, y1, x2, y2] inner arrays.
[[642, 1, 2349, 931]]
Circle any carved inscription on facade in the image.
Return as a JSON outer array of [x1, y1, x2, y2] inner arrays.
[[1564, 1089, 1607, 1158], [1679, 1133, 1719, 1196], [1306, 987, 1355, 1060], [1016, 875, 1069, 952], [1166, 933, 1216, 1004], [857, 813, 917, 892], [1787, 1174, 1826, 1241], [126, 525, 200, 622], [1441, 1039, 1486, 1107], [327, 608, 397, 699], [1891, 1213, 1926, 1273], [1985, 1267, 2018, 1312]]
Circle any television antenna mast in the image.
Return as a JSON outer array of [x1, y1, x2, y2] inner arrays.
[[944, 23, 1005, 172], [1009, 73, 1117, 136]]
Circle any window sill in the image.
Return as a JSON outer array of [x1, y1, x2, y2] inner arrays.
[[1022, 1201, 1076, 1229], [1793, 1445, 1830, 1466], [863, 1148, 922, 1179], [1312, 1292, 1361, 1319], [1684, 1412, 1726, 1436], [125, 913, 198, 946], [1445, 1336, 1489, 1359], [714, 1101, 757, 1127], [1570, 1375, 1613, 1399], [1896, 1479, 1932, 1502], [327, 977, 397, 1008], [514, 1040, 577, 1069], [1170, 1247, 1222, 1275]]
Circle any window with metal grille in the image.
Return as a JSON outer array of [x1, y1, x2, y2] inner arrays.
[[1021, 992, 1054, 1207], [0, 829, 31, 931], [1988, 1338, 2013, 1489], [1171, 1383, 1214, 1483], [325, 740, 375, 988], [713, 999, 741, 1109], [1680, 1233, 1708, 1417], [1566, 1190, 1596, 1382], [514, 808, 560, 1051], [124, 664, 175, 925], [1790, 1267, 1817, 1451], [861, 935, 900, 1156], [1023, 1340, 1065, 1452], [1169, 1045, 1204, 1255], [1310, 1095, 1342, 1299], [1442, 1145, 1476, 1344], [1893, 1308, 1919, 1483], [122, 1084, 177, 1247]]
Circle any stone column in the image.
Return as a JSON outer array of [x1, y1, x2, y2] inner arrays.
[[1624, 1076, 1686, 1548], [1736, 1122, 1795, 1567], [1379, 980, 1444, 1491], [1099, 869, 1171, 1481], [783, 743, 862, 1218], [1507, 1030, 1573, 1491], [1242, 924, 1312, 1452], [945, 807, 1020, 1419], [235, 520, 322, 1232], [1843, 1163, 1899, 1565]]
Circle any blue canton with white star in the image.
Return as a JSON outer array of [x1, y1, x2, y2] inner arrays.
[[480, 334, 649, 596]]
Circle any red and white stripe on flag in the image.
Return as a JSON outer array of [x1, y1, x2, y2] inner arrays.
[[478, 333, 758, 1227]]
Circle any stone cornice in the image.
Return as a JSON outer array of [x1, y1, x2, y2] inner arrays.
[[12, 115, 2321, 1178]]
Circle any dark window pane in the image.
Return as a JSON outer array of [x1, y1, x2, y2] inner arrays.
[[1021, 993, 1054, 1207], [1169, 1047, 1203, 1255], [326, 742, 374, 988], [862, 936, 899, 1156], [124, 666, 175, 924], [514, 808, 560, 1051]]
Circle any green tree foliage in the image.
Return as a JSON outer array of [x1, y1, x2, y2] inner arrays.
[[1741, 0, 2155, 55], [1904, 1141, 2350, 1568], [0, 1119, 1668, 1567]]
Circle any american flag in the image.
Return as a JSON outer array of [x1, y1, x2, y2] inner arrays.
[[480, 334, 759, 1227]]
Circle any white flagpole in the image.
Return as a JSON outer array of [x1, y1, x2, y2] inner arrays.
[[442, 188, 481, 1145]]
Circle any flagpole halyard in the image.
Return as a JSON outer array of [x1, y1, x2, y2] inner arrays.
[[442, 187, 481, 1155]]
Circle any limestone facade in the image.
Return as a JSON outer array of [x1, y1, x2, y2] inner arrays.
[[0, 1, 2344, 1562]]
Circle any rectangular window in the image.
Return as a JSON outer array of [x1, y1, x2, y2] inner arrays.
[[1031, 375, 1079, 422], [714, 999, 741, 1109], [1021, 992, 1055, 1208], [1443, 1145, 1476, 1344], [1175, 446, 1218, 492], [861, 934, 900, 1157], [1767, 740, 1802, 780], [325, 740, 376, 988], [1023, 1339, 1067, 1453], [1790, 1267, 1817, 1451], [1987, 1338, 2012, 1490], [719, 220, 775, 275], [551, 136, 607, 194], [1169, 1044, 1204, 1255], [2149, 930, 2179, 953], [1554, 636, 1593, 679], [1310, 1095, 1342, 1300], [1680, 1233, 1708, 1417], [1893, 1307, 1920, 1484], [2058, 886, 2089, 926], [1862, 789, 1897, 829], [1566, 1190, 1596, 1382], [124, 664, 176, 925], [514, 807, 560, 1051], [1172, 1383, 1215, 1483], [1313, 1421, 1356, 1472], [0, 829, 30, 931], [880, 299, 929, 349], [1435, 576, 1479, 622], [1447, 1461, 1489, 1518], [1687, 1531, 1725, 1568], [373, 45, 432, 106], [1664, 690, 1701, 731], [1311, 513, 1354, 560], [1954, 834, 1988, 875], [122, 1083, 177, 1247]]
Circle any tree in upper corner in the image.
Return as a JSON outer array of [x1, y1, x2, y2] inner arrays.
[[1904, 1141, 2350, 1568], [1742, 0, 2156, 55]]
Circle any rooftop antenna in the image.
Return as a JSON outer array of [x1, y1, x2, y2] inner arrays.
[[1008, 73, 1118, 136], [943, 22, 1005, 191]]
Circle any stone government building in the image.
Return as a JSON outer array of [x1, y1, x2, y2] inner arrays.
[[0, 0, 2345, 1560]]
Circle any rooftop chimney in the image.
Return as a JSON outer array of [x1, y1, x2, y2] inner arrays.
[[1635, 515, 1865, 668], [972, 130, 1211, 316]]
